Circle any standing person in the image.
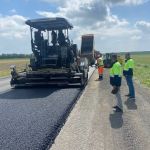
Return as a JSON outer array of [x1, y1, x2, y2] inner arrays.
[[110, 54, 123, 112], [97, 54, 104, 80], [123, 53, 135, 100], [51, 30, 57, 46], [58, 29, 66, 46]]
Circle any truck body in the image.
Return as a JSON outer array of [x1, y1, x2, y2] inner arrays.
[[10, 18, 89, 87], [80, 34, 95, 66]]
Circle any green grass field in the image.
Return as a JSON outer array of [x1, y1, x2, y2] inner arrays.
[[0, 54, 150, 88], [0, 58, 29, 78], [132, 54, 150, 87]]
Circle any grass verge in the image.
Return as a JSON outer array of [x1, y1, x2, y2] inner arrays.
[[133, 54, 150, 88], [0, 58, 29, 78]]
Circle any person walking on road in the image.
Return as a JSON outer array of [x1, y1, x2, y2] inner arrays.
[[110, 54, 123, 112], [123, 53, 135, 100], [97, 54, 104, 80]]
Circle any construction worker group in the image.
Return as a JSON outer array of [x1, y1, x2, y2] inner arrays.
[[96, 53, 135, 113]]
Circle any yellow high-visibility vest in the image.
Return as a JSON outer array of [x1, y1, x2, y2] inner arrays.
[[110, 61, 122, 77], [124, 58, 134, 71], [97, 57, 104, 67]]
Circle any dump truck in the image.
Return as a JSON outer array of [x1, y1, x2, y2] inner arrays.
[[80, 34, 96, 66], [10, 17, 89, 87]]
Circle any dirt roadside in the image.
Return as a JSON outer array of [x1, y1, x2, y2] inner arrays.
[[50, 69, 150, 150]]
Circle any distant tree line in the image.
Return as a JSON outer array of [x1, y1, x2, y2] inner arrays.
[[0, 54, 31, 59], [119, 51, 150, 55]]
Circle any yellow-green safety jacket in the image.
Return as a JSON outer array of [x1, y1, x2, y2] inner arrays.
[[97, 57, 104, 67], [110, 61, 122, 86], [123, 58, 134, 76]]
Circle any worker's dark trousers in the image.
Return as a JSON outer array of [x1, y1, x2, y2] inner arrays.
[[125, 75, 135, 98]]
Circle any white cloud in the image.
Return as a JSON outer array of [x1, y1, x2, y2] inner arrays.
[[38, 0, 149, 30], [0, 15, 28, 38], [36, 0, 150, 52], [131, 35, 142, 40], [41, 0, 149, 5], [41, 0, 61, 3], [36, 0, 130, 38], [36, 11, 64, 18], [37, 0, 128, 27], [0, 15, 31, 53], [135, 21, 150, 33], [124, 0, 149, 5], [1, 0, 150, 54]]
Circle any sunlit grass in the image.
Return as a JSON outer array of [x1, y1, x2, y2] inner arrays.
[[0, 58, 29, 78], [0, 54, 150, 88], [132, 54, 150, 87]]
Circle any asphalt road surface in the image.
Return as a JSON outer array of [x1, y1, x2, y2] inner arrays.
[[51, 70, 150, 150], [0, 67, 95, 150]]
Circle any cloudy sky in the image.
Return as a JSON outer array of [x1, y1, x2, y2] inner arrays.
[[0, 0, 150, 54]]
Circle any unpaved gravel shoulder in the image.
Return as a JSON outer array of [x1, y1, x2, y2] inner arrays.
[[51, 70, 150, 150]]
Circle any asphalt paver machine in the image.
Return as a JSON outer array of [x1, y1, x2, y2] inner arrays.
[[10, 18, 89, 87], [103, 53, 113, 68]]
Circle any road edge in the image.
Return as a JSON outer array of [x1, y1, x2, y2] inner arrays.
[[46, 67, 96, 150]]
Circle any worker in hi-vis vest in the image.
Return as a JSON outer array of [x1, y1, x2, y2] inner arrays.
[[123, 53, 135, 100], [97, 54, 104, 80], [110, 54, 123, 112]]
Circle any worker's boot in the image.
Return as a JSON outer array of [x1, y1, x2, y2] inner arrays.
[[125, 94, 130, 97], [99, 75, 103, 80], [99, 75, 102, 80]]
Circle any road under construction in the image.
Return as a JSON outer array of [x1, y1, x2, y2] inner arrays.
[[0, 17, 150, 150], [0, 68, 150, 150]]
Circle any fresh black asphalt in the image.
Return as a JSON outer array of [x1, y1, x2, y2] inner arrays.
[[0, 86, 81, 150]]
